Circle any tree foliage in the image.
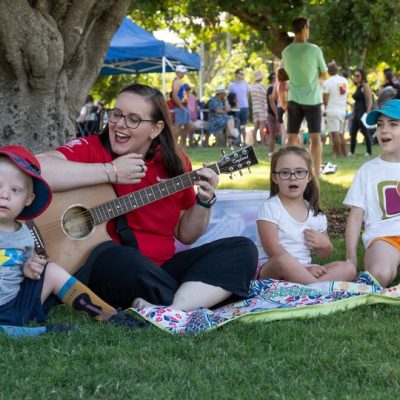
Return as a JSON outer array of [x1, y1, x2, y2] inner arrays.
[[129, 0, 302, 56], [129, 0, 400, 71], [92, 1, 278, 103], [308, 0, 400, 71]]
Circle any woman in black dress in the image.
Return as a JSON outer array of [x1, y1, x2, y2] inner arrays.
[[349, 68, 373, 156]]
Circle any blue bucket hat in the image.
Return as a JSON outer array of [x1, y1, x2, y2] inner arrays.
[[366, 99, 400, 125]]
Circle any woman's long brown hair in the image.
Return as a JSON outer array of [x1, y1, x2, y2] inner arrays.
[[99, 84, 185, 177]]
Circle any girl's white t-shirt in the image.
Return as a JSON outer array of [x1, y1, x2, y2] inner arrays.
[[256, 195, 327, 265], [343, 157, 400, 248]]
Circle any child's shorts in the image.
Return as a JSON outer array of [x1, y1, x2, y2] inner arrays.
[[0, 271, 47, 326], [369, 236, 400, 251]]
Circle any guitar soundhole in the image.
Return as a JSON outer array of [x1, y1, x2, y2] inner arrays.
[[61, 205, 94, 240]]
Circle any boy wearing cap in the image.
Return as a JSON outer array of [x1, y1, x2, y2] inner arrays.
[[344, 99, 400, 287], [0, 145, 144, 328]]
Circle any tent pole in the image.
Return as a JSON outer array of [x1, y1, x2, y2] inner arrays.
[[162, 56, 166, 97], [199, 41, 204, 100]]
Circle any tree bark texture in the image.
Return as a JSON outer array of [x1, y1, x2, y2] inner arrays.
[[0, 0, 130, 152]]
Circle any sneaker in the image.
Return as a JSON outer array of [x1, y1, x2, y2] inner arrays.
[[108, 310, 149, 330], [354, 271, 382, 289], [321, 162, 337, 174]]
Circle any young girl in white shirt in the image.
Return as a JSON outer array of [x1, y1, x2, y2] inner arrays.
[[257, 146, 356, 284]]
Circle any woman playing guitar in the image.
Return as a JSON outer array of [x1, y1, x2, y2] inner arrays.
[[37, 84, 258, 311]]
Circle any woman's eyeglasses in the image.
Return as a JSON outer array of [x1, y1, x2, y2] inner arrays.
[[273, 169, 309, 180], [108, 108, 155, 129]]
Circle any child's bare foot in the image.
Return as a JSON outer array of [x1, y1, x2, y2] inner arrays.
[[132, 297, 153, 309]]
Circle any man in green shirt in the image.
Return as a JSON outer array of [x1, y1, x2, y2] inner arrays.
[[282, 17, 327, 176]]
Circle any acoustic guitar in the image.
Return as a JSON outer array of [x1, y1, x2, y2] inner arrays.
[[27, 146, 258, 274]]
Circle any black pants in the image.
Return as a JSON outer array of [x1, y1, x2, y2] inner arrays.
[[350, 112, 372, 155], [76, 237, 258, 309]]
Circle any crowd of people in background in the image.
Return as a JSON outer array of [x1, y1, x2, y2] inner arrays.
[[76, 95, 105, 137], [75, 18, 400, 179], [76, 64, 400, 155]]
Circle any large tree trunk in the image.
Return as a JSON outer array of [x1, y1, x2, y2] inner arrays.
[[0, 0, 130, 153]]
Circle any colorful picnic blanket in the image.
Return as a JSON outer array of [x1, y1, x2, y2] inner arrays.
[[128, 273, 400, 335], [2, 273, 400, 337]]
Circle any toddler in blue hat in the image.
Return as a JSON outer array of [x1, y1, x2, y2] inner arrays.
[[0, 146, 145, 330], [344, 99, 400, 287]]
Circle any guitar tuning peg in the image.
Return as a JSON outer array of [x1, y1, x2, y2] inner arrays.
[[239, 170, 243, 176], [248, 167, 252, 174], [229, 173, 233, 180], [221, 150, 226, 156]]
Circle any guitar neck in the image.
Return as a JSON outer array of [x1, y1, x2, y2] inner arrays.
[[90, 163, 220, 225]]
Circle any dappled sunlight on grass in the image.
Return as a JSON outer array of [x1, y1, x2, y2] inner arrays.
[[320, 171, 355, 188]]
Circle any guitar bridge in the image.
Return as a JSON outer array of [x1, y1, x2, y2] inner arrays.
[[26, 220, 48, 258]]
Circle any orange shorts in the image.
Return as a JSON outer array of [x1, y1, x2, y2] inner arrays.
[[369, 236, 400, 251]]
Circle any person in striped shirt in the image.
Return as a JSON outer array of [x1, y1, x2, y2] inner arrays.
[[250, 70, 268, 146]]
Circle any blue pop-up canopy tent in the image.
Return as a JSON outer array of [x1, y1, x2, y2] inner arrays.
[[101, 18, 201, 94]]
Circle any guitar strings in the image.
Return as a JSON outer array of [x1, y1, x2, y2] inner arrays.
[[34, 170, 206, 233], [31, 207, 102, 239], [32, 173, 197, 238]]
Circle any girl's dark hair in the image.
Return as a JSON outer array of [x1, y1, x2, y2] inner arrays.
[[277, 68, 289, 82], [269, 146, 323, 216], [99, 83, 185, 177], [384, 70, 395, 86], [354, 68, 367, 83]]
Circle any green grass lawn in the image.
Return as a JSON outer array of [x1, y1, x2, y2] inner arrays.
[[2, 143, 400, 400]]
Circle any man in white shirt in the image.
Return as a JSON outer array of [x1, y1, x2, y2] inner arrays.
[[323, 62, 348, 157]]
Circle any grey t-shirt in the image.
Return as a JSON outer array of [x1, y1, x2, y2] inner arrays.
[[0, 223, 34, 306]]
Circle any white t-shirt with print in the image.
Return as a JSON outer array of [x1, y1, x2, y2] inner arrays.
[[343, 157, 400, 248], [256, 195, 328, 265], [323, 75, 348, 114]]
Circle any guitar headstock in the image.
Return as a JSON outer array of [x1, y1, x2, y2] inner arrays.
[[217, 146, 258, 175]]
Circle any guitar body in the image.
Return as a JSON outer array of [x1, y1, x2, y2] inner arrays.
[[34, 184, 115, 274]]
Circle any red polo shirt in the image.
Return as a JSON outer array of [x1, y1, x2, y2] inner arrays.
[[57, 136, 196, 266]]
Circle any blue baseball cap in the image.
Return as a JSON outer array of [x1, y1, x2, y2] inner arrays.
[[366, 99, 400, 125]]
